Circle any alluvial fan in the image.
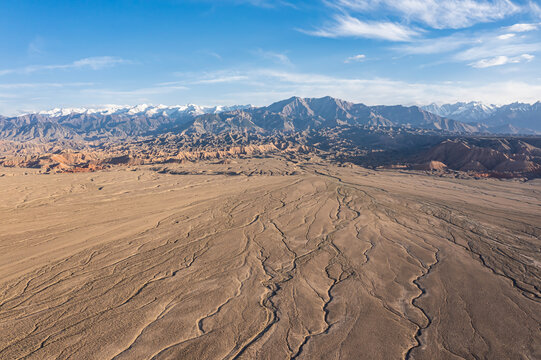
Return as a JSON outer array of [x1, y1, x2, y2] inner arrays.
[[0, 157, 539, 359]]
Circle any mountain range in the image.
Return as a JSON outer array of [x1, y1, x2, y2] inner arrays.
[[0, 97, 478, 141], [34, 103, 252, 118], [1, 96, 539, 142], [422, 101, 541, 134]]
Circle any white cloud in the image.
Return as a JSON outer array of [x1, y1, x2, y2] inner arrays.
[[332, 0, 522, 29], [505, 23, 539, 32], [303, 15, 420, 41], [471, 53, 534, 67], [344, 54, 366, 63], [0, 56, 129, 76], [472, 55, 513, 68], [498, 33, 516, 39]]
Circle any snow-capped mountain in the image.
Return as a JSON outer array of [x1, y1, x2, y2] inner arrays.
[[1, 103, 252, 141], [36, 104, 252, 118], [2, 97, 539, 142], [423, 101, 541, 134], [422, 102, 497, 122], [1, 97, 479, 141]]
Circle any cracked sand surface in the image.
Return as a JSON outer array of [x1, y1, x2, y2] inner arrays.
[[0, 158, 540, 359]]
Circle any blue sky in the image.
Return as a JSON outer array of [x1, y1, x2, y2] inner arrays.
[[1, 0, 541, 114]]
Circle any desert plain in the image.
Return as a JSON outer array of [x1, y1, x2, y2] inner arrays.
[[0, 156, 539, 359]]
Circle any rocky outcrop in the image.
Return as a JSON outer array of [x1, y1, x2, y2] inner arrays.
[[0, 137, 310, 173], [415, 139, 541, 177]]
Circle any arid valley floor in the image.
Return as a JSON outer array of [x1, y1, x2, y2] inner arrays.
[[0, 157, 540, 359]]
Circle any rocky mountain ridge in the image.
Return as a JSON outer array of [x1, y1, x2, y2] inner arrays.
[[422, 101, 541, 134], [0, 96, 485, 142]]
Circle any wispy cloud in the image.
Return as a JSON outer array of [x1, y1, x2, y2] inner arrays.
[[208, 51, 223, 60], [71, 57, 128, 70], [27, 36, 46, 55], [471, 53, 534, 68], [200, 0, 300, 9], [173, 70, 251, 84], [0, 82, 94, 89], [344, 54, 366, 63], [396, 34, 476, 55], [81, 84, 188, 98], [455, 41, 541, 62], [529, 1, 541, 17], [0, 81, 188, 115], [194, 75, 250, 84], [172, 68, 541, 105], [254, 49, 292, 65], [244, 0, 302, 8], [303, 14, 421, 41], [197, 50, 223, 60], [394, 23, 541, 69], [2, 68, 540, 115], [331, 0, 522, 29], [0, 56, 129, 76]]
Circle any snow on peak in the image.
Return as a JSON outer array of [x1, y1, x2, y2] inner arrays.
[[421, 101, 497, 122], [30, 103, 251, 118], [38, 107, 88, 117], [128, 104, 151, 115]]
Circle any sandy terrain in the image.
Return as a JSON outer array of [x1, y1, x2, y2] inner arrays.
[[0, 157, 539, 359]]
